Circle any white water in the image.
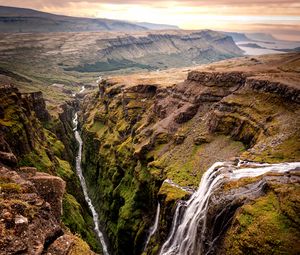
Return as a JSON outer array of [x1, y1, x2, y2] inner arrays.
[[73, 113, 109, 255], [79, 86, 85, 93], [72, 86, 85, 97], [144, 202, 161, 251], [160, 161, 300, 255]]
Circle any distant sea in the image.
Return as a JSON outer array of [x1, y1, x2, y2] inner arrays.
[[237, 39, 300, 55]]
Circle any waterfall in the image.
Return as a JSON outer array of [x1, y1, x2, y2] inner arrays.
[[159, 161, 300, 255], [73, 113, 110, 255], [143, 202, 161, 251], [79, 86, 85, 93]]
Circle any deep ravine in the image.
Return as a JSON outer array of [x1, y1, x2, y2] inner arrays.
[[159, 161, 300, 255], [73, 112, 110, 255]]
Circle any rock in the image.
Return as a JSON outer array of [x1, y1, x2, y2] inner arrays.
[[21, 91, 51, 122], [154, 132, 171, 145], [18, 166, 37, 177], [174, 134, 186, 144], [0, 151, 17, 166], [14, 215, 28, 234], [245, 78, 300, 103], [29, 173, 66, 221], [194, 135, 210, 145], [187, 71, 246, 87], [45, 234, 74, 255], [174, 104, 199, 124]]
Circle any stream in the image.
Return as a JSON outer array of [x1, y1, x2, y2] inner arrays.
[[73, 113, 110, 255]]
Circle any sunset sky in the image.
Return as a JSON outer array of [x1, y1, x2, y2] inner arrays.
[[2, 0, 300, 40]]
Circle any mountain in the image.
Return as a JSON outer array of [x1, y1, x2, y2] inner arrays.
[[223, 31, 278, 43], [223, 31, 252, 42], [0, 29, 243, 93], [0, 5, 148, 32], [134, 22, 180, 30], [245, 32, 277, 41]]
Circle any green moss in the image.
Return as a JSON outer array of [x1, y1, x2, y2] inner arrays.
[[0, 183, 21, 194], [159, 182, 188, 202], [244, 133, 300, 163], [62, 193, 101, 253], [223, 189, 300, 254], [88, 120, 107, 138], [56, 157, 74, 180], [19, 149, 53, 173], [45, 129, 65, 157]]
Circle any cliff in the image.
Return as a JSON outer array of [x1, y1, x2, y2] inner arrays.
[[0, 84, 100, 253], [65, 30, 242, 73], [80, 53, 300, 254]]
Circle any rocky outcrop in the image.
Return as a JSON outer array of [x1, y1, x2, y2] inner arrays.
[[0, 164, 64, 254], [21, 91, 51, 122], [245, 77, 300, 103]]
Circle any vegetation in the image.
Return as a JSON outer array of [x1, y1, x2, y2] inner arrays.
[[222, 186, 300, 254]]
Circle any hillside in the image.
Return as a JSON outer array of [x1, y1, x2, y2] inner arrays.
[[79, 52, 300, 254], [0, 6, 149, 32]]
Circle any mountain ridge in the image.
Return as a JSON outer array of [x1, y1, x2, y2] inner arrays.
[[0, 5, 180, 33]]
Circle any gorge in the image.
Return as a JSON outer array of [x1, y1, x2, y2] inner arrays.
[[0, 45, 299, 255], [73, 112, 110, 254]]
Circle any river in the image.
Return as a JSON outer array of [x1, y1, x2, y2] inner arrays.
[[73, 113, 110, 255]]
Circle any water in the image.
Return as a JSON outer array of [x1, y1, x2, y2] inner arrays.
[[73, 113, 110, 255], [79, 86, 85, 93], [143, 202, 161, 251], [72, 85, 85, 97], [159, 161, 300, 255], [237, 39, 300, 55]]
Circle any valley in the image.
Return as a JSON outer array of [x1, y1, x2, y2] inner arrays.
[[0, 7, 299, 254]]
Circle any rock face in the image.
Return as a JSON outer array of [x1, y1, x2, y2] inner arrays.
[[0, 83, 100, 253], [21, 91, 51, 122], [0, 164, 65, 254], [0, 164, 97, 255], [81, 53, 300, 255]]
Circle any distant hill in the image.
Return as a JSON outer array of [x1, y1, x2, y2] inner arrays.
[[223, 31, 278, 43], [0, 5, 174, 33], [245, 33, 277, 42], [223, 32, 252, 42], [135, 22, 179, 30]]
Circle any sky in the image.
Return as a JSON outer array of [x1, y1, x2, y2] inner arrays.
[[2, 0, 300, 41]]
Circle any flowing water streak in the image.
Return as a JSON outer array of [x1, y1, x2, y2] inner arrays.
[[79, 86, 85, 93], [73, 113, 109, 255], [160, 161, 300, 255], [144, 202, 161, 251]]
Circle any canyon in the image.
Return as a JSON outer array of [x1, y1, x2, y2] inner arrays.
[[0, 43, 299, 255]]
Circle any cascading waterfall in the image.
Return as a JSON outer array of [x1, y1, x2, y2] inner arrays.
[[73, 113, 110, 255], [143, 202, 161, 251], [159, 161, 300, 255]]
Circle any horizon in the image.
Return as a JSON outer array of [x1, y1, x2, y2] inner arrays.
[[1, 1, 300, 41]]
